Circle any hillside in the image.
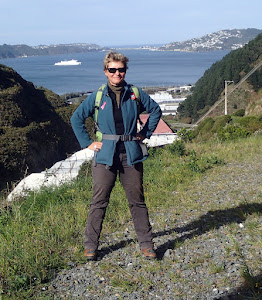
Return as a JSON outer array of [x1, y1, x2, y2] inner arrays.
[[157, 28, 262, 52], [177, 33, 262, 123], [0, 64, 80, 191], [0, 43, 107, 59], [1, 132, 261, 299]]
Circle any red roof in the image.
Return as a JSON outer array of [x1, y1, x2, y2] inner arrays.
[[139, 114, 173, 134]]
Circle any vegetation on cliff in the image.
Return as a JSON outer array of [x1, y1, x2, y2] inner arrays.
[[177, 33, 262, 123], [0, 64, 80, 191]]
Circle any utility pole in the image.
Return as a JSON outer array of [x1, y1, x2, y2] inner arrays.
[[194, 60, 262, 127], [225, 80, 234, 115]]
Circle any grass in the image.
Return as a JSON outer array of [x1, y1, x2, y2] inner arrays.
[[0, 134, 262, 298], [232, 234, 262, 299], [209, 264, 225, 274]]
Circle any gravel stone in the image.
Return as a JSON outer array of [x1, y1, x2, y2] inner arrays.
[[40, 155, 262, 299]]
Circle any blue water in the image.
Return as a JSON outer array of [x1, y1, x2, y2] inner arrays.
[[0, 50, 228, 95]]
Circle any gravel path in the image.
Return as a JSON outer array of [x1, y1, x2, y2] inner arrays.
[[41, 154, 262, 299]]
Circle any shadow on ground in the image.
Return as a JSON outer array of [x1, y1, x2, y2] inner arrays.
[[98, 202, 262, 298], [98, 203, 262, 258], [155, 202, 262, 258], [216, 272, 262, 299]]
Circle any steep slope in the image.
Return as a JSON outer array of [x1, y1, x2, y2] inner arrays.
[[177, 33, 262, 123], [0, 64, 79, 191], [246, 90, 262, 115]]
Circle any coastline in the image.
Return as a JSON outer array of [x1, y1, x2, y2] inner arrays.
[[1, 50, 227, 95]]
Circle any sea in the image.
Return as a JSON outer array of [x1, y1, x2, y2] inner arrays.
[[0, 49, 229, 95]]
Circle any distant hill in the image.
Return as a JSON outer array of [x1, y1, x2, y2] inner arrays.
[[177, 33, 262, 123], [156, 28, 262, 52], [0, 64, 80, 191], [0, 43, 108, 59]]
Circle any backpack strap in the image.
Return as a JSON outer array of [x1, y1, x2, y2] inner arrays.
[[130, 85, 143, 126], [94, 84, 106, 123], [94, 84, 106, 141], [131, 86, 140, 100]]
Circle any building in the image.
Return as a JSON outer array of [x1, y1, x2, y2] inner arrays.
[[139, 114, 177, 147], [149, 91, 186, 115]]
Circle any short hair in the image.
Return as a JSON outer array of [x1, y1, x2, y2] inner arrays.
[[103, 51, 129, 70]]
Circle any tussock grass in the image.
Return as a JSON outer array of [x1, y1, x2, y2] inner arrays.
[[0, 134, 262, 298]]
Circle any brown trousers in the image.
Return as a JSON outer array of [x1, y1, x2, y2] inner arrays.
[[84, 152, 153, 249]]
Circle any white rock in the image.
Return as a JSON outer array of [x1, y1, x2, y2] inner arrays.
[[7, 148, 94, 202]]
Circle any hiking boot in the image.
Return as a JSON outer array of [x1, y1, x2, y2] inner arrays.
[[84, 248, 97, 261], [141, 247, 157, 259]]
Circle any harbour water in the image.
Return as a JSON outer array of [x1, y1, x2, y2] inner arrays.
[[0, 49, 229, 95]]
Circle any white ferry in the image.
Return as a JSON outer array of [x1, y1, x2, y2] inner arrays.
[[54, 59, 81, 66]]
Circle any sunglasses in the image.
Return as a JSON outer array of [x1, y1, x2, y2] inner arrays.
[[107, 67, 126, 73]]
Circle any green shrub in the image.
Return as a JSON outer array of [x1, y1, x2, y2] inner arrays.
[[187, 150, 224, 173], [187, 150, 201, 172], [211, 115, 232, 133], [234, 116, 262, 133], [77, 160, 92, 180], [193, 114, 262, 142], [177, 128, 196, 142], [166, 139, 186, 156], [218, 124, 251, 141], [195, 117, 215, 136], [232, 109, 245, 117], [147, 146, 165, 158]]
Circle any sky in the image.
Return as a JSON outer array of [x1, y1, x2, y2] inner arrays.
[[1, 0, 261, 47]]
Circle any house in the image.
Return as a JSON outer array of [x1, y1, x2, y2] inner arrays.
[[139, 114, 173, 134], [139, 114, 177, 147]]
